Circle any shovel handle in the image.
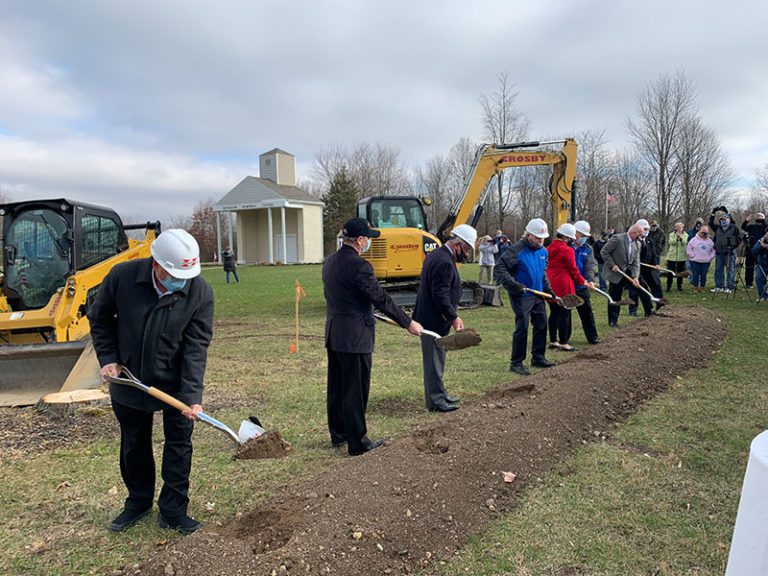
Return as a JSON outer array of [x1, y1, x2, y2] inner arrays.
[[145, 386, 192, 413], [642, 262, 675, 276], [617, 269, 657, 300]]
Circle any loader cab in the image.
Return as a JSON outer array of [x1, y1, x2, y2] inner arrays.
[[1, 199, 128, 310], [357, 196, 429, 231]]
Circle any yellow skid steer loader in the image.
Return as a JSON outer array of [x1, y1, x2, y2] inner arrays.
[[0, 199, 159, 406]]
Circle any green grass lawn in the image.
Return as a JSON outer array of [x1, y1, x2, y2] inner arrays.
[[0, 263, 763, 575]]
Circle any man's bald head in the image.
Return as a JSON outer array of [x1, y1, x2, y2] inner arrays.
[[628, 224, 644, 240]]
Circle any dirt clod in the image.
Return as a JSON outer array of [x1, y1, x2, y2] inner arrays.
[[234, 429, 293, 460]]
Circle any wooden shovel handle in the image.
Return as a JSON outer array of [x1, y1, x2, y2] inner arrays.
[[144, 386, 192, 413], [524, 287, 554, 299]]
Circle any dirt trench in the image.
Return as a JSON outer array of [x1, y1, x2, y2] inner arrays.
[[138, 306, 726, 576]]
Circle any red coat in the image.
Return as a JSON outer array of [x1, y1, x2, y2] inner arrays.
[[546, 239, 585, 297]]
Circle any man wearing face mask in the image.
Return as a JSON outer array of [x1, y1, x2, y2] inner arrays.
[[413, 224, 477, 411], [323, 218, 423, 455], [741, 212, 767, 288], [90, 229, 214, 535], [572, 220, 600, 344], [495, 218, 557, 376], [708, 208, 741, 293]]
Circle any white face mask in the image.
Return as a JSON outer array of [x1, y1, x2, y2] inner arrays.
[[361, 237, 371, 253]]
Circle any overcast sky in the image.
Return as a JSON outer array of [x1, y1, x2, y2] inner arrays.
[[1, 0, 765, 222]]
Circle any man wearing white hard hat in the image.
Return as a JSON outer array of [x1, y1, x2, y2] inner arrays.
[[572, 220, 600, 344], [495, 218, 557, 376], [90, 229, 214, 535], [413, 224, 477, 411]]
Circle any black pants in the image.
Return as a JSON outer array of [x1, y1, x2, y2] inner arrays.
[[629, 268, 661, 314], [609, 277, 652, 324], [548, 301, 572, 344], [326, 349, 373, 454], [745, 249, 756, 286], [665, 260, 687, 291], [574, 289, 599, 343], [510, 295, 547, 365], [112, 400, 194, 519]]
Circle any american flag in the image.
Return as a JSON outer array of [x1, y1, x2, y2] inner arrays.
[[607, 193, 617, 203]]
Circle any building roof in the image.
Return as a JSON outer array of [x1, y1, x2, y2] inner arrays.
[[215, 176, 322, 211], [260, 148, 294, 157]]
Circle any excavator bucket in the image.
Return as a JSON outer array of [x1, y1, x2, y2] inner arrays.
[[0, 341, 103, 407]]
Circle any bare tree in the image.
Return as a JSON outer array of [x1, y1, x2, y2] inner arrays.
[[479, 71, 529, 229], [610, 152, 654, 231], [626, 71, 698, 229], [755, 162, 768, 200], [311, 142, 410, 202], [574, 130, 614, 227], [413, 154, 451, 230], [675, 116, 733, 227], [0, 187, 9, 256]]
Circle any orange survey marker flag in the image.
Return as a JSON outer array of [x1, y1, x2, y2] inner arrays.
[[293, 279, 306, 353]]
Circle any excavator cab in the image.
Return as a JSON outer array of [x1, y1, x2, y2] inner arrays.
[[0, 199, 157, 406]]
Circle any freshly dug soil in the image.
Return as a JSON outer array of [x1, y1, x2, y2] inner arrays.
[[235, 429, 293, 460], [136, 306, 726, 576]]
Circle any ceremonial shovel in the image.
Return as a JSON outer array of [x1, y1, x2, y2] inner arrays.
[[617, 269, 669, 305], [523, 287, 584, 310], [106, 367, 264, 446], [641, 262, 690, 278]]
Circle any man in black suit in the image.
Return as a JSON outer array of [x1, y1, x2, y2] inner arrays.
[[413, 224, 477, 412], [90, 229, 214, 535], [323, 218, 423, 456]]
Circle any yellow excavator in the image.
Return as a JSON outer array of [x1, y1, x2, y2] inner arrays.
[[0, 198, 159, 406], [356, 138, 578, 306]]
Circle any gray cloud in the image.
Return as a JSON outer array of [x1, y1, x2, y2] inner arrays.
[[0, 0, 765, 221]]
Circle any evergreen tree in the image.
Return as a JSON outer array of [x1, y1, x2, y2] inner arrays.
[[322, 167, 358, 256]]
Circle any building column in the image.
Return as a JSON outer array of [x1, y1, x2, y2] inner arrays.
[[267, 208, 274, 264], [227, 211, 234, 253], [281, 206, 287, 264], [216, 212, 222, 263]]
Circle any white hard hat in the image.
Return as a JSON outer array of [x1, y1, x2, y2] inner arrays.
[[556, 223, 577, 239], [636, 218, 650, 229], [525, 218, 549, 239], [150, 229, 201, 279], [574, 220, 591, 236], [451, 224, 478, 249]]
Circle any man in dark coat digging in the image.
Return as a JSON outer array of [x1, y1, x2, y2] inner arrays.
[[413, 224, 477, 412], [90, 229, 214, 535], [323, 218, 423, 456]]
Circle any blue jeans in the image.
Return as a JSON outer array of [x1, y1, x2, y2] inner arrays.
[[756, 265, 767, 299], [225, 270, 239, 284], [714, 251, 736, 289], [689, 261, 710, 288], [597, 261, 607, 291]]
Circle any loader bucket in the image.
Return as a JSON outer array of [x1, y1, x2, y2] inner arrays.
[[0, 341, 102, 407]]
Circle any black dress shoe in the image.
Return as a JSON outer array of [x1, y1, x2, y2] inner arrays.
[[110, 507, 152, 532], [429, 403, 459, 413], [509, 363, 531, 376], [331, 439, 346, 448], [349, 438, 385, 456], [158, 513, 202, 535], [608, 322, 619, 328], [531, 359, 556, 368], [445, 395, 460, 404], [588, 338, 601, 345]]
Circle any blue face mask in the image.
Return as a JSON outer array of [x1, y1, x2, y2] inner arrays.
[[160, 275, 187, 292], [576, 236, 587, 247], [361, 237, 371, 254], [721, 220, 730, 228]]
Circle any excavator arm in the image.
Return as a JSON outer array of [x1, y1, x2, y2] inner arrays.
[[435, 138, 578, 241]]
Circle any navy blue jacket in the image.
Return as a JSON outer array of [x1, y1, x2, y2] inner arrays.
[[495, 239, 552, 297], [323, 244, 411, 354], [90, 258, 214, 411], [413, 245, 461, 336]]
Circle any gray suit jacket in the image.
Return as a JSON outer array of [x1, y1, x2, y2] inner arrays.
[[600, 232, 640, 284]]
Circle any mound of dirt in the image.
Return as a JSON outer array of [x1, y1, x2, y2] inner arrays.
[[137, 306, 726, 576], [235, 429, 293, 460]]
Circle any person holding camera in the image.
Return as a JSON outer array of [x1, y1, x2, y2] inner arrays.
[[708, 207, 740, 293], [686, 226, 715, 293], [742, 213, 767, 288], [752, 232, 768, 302]]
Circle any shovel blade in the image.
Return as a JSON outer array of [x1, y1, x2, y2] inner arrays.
[[238, 419, 265, 443]]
